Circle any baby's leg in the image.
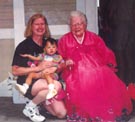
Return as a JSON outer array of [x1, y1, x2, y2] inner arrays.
[[42, 73, 58, 99], [15, 72, 42, 95], [43, 73, 54, 84], [26, 72, 42, 85]]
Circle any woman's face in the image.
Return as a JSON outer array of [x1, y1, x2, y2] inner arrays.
[[32, 18, 46, 37], [70, 16, 86, 38]]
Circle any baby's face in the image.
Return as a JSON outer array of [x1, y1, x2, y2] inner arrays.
[[44, 41, 57, 55]]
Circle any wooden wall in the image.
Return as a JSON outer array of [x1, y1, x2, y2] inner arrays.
[[24, 0, 76, 25], [0, 0, 13, 28]]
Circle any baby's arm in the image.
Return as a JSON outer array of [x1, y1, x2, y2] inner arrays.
[[53, 55, 63, 62], [20, 54, 41, 61]]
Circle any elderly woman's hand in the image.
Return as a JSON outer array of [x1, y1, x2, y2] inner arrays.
[[66, 59, 74, 66], [65, 59, 74, 70]]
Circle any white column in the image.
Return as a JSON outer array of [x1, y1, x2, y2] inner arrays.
[[13, 0, 25, 47], [76, 0, 98, 34]]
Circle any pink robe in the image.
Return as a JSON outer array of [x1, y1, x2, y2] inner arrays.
[[58, 31, 132, 121]]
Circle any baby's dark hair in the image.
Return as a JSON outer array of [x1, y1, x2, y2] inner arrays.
[[43, 37, 58, 47]]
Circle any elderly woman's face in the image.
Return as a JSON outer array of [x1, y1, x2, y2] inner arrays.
[[32, 18, 46, 37], [70, 16, 86, 38]]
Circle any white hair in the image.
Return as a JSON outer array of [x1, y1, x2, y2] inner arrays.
[[69, 10, 87, 24]]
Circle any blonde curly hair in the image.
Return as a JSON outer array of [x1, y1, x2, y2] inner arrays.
[[24, 13, 50, 38]]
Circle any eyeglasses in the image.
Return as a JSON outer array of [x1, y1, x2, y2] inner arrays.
[[71, 22, 84, 27]]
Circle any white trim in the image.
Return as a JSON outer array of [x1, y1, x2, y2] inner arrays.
[[76, 0, 86, 13], [86, 0, 98, 33], [13, 0, 25, 47], [0, 25, 69, 41], [97, 0, 99, 7], [49, 25, 69, 36], [0, 29, 14, 39], [76, 0, 98, 33]]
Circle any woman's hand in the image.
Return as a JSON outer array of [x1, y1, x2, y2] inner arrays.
[[66, 59, 74, 66], [107, 63, 118, 72], [66, 59, 74, 70]]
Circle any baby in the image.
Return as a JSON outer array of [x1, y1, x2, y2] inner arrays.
[[15, 37, 64, 99]]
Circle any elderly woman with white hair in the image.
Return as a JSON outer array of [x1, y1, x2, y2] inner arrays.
[[58, 10, 133, 122]]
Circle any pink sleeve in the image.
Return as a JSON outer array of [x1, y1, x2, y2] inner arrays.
[[95, 36, 117, 67], [58, 36, 66, 59]]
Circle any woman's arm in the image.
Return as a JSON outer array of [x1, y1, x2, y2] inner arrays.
[[12, 60, 54, 76], [12, 65, 42, 76]]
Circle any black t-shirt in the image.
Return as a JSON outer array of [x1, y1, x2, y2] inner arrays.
[[12, 37, 45, 85]]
